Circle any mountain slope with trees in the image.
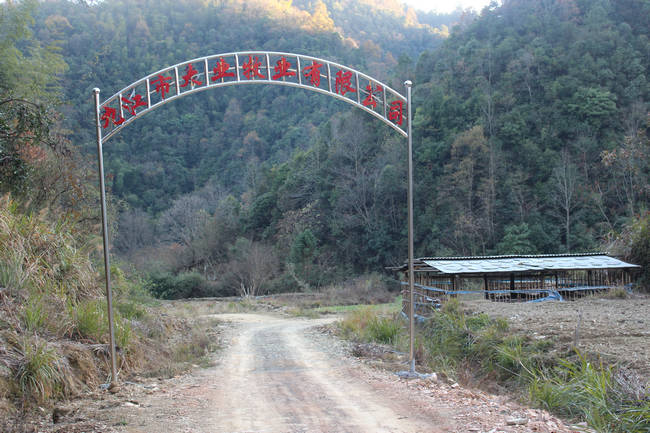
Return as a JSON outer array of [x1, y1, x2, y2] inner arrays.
[[412, 0, 649, 257], [34, 0, 451, 213], [31, 0, 650, 298]]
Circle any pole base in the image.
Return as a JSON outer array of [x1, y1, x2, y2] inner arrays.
[[396, 370, 431, 379], [396, 359, 431, 379], [108, 382, 121, 394]]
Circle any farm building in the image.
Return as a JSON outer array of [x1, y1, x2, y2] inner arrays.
[[391, 253, 640, 316]]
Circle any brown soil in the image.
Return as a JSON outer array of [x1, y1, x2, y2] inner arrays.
[[461, 294, 650, 378], [44, 312, 581, 433]]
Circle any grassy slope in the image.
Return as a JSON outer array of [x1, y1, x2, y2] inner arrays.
[[0, 197, 220, 429]]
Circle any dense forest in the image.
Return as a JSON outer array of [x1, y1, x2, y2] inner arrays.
[[4, 0, 650, 298]]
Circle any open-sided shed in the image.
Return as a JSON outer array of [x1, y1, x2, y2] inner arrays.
[[390, 253, 640, 316]]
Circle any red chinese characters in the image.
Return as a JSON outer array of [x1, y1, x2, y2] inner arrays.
[[101, 106, 124, 128], [362, 84, 383, 109], [303, 60, 323, 87], [389, 100, 404, 125], [272, 56, 296, 80], [212, 57, 235, 81], [242, 55, 266, 80], [152, 74, 173, 99], [335, 70, 356, 96], [180, 64, 203, 87], [121, 94, 147, 116]]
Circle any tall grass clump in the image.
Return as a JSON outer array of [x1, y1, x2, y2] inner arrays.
[[146, 271, 210, 299], [367, 315, 401, 344], [529, 353, 650, 433], [0, 197, 156, 407], [21, 295, 46, 333], [172, 328, 218, 364], [71, 299, 133, 351], [337, 307, 375, 340], [14, 337, 66, 402], [0, 250, 28, 292], [337, 308, 402, 344], [72, 299, 106, 342]]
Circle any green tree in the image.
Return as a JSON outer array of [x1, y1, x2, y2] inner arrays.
[[495, 223, 537, 255], [289, 229, 318, 266], [0, 0, 73, 208]]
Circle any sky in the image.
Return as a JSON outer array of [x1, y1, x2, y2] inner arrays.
[[403, 0, 494, 14]]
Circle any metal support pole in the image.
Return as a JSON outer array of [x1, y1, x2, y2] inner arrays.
[[93, 88, 119, 389], [405, 80, 415, 375]]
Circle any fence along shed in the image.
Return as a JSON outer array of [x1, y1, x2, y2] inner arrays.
[[390, 253, 640, 316]]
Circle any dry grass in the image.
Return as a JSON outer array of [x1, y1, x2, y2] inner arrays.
[[0, 197, 97, 301], [131, 300, 223, 378], [260, 274, 400, 312]]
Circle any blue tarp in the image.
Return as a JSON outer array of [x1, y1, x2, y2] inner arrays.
[[401, 282, 568, 303]]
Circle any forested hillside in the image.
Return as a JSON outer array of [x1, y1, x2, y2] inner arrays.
[[412, 0, 650, 257], [30, 0, 650, 297]]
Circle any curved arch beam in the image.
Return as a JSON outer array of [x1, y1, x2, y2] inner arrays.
[[96, 51, 408, 141]]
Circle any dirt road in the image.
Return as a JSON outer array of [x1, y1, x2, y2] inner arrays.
[[117, 314, 452, 433], [76, 313, 576, 433]]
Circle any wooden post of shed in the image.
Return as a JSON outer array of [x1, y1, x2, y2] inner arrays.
[[484, 275, 489, 300], [452, 274, 459, 298]]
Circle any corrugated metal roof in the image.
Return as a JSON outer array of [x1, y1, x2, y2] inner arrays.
[[420, 254, 639, 275]]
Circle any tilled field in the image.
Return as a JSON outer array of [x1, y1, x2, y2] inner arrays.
[[462, 295, 650, 378]]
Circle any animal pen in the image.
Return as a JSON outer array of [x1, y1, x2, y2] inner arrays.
[[391, 253, 640, 317]]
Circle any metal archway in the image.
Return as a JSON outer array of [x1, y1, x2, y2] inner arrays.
[[92, 51, 418, 388]]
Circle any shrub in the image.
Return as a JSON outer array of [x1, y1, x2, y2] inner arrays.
[[146, 271, 210, 299], [609, 212, 650, 292], [116, 301, 146, 320]]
